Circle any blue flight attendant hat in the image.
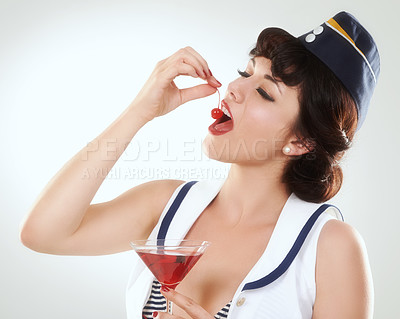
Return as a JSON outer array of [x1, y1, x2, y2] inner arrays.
[[298, 11, 380, 130]]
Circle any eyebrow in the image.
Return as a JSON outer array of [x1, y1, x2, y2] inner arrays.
[[251, 57, 282, 94]]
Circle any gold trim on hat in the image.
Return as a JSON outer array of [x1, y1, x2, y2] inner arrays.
[[325, 19, 376, 83], [327, 18, 356, 46]]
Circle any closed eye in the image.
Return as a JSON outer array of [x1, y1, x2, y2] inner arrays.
[[237, 69, 251, 78], [237, 69, 275, 102]]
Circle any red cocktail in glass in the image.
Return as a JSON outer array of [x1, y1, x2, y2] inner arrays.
[[130, 239, 210, 314]]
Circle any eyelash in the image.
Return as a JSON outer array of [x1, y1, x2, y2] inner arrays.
[[237, 69, 275, 102]]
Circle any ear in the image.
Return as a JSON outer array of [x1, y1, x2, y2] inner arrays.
[[285, 136, 316, 156]]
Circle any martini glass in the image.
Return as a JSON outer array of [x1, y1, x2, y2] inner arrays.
[[130, 239, 210, 314]]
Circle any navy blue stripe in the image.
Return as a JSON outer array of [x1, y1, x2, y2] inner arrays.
[[157, 181, 198, 240], [148, 295, 164, 301], [145, 299, 165, 305], [143, 304, 166, 310], [336, 205, 344, 222], [242, 204, 336, 291]]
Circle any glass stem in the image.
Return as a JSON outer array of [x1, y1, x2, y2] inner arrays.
[[166, 299, 173, 314]]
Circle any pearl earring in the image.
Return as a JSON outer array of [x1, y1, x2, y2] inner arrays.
[[283, 146, 291, 154]]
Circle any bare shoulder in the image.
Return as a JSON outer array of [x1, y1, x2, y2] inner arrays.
[[107, 178, 187, 220], [69, 179, 187, 255], [123, 178, 186, 211], [21, 179, 187, 256], [318, 219, 367, 256], [119, 178, 186, 203], [313, 219, 374, 318]]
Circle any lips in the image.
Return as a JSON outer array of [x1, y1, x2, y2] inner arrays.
[[208, 100, 234, 135]]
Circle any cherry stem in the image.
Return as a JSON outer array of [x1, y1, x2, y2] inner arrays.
[[216, 88, 220, 109]]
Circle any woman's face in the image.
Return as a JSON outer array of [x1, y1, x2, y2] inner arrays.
[[202, 56, 301, 164]]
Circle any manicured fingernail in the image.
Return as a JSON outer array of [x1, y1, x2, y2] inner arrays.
[[153, 311, 158, 318], [208, 69, 213, 76], [161, 285, 170, 292]]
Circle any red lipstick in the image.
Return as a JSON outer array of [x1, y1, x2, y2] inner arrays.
[[208, 99, 234, 135]]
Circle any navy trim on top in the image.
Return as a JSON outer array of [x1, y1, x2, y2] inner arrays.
[[242, 203, 337, 291], [155, 181, 343, 291], [336, 205, 344, 222], [157, 180, 198, 240]]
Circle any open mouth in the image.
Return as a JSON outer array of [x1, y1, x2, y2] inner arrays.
[[208, 103, 234, 135]]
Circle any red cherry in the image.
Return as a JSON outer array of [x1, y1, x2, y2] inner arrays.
[[211, 108, 223, 119]]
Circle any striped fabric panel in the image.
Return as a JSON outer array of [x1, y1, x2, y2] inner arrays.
[[214, 301, 231, 319], [142, 281, 167, 318], [142, 280, 232, 319]]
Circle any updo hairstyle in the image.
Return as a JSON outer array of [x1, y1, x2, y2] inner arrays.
[[249, 28, 358, 203]]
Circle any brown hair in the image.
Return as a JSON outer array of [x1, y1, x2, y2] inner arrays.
[[249, 27, 358, 203]]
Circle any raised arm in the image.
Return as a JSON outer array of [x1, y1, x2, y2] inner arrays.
[[19, 47, 221, 256]]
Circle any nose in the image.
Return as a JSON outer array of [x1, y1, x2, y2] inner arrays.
[[226, 78, 246, 104]]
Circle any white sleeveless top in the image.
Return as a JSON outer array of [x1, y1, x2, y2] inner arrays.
[[126, 178, 343, 319]]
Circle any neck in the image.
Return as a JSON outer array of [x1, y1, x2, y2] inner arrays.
[[215, 161, 291, 224]]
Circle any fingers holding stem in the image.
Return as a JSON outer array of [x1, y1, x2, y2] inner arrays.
[[158, 286, 214, 319]]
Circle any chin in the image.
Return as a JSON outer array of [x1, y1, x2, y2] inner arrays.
[[202, 132, 281, 164], [202, 134, 231, 163], [201, 134, 249, 164]]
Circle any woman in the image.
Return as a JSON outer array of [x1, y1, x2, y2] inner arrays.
[[20, 11, 379, 319]]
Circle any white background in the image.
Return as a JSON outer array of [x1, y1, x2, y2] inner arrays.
[[1, 0, 398, 318]]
